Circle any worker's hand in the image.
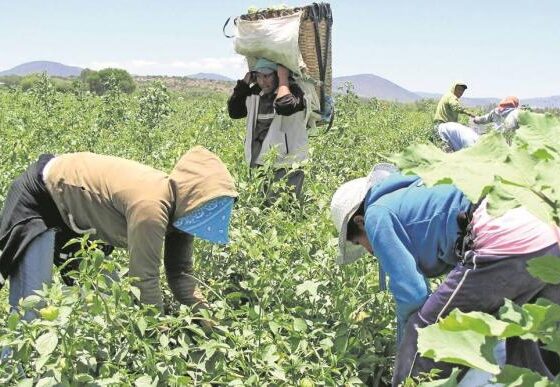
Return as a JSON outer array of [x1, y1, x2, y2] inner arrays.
[[277, 65, 290, 83], [242, 71, 255, 85]]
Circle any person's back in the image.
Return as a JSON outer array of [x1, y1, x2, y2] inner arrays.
[[44, 152, 170, 247], [331, 165, 560, 386], [0, 146, 238, 327], [474, 96, 520, 132]]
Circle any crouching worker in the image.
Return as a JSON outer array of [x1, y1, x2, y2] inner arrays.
[[330, 164, 560, 385], [473, 95, 521, 133], [228, 57, 308, 202], [433, 81, 479, 151], [0, 146, 237, 321]]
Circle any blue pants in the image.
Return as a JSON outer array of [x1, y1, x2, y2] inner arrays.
[[8, 229, 55, 321], [436, 122, 479, 151]]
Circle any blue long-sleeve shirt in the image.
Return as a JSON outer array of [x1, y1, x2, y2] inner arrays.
[[363, 174, 471, 340]]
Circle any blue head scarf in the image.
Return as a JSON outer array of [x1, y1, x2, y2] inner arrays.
[[172, 196, 234, 244]]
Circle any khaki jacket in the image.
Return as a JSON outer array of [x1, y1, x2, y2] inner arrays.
[[44, 146, 237, 309]]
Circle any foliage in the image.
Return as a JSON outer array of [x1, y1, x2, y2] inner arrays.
[[80, 68, 136, 96], [0, 78, 436, 384], [392, 111, 560, 224], [138, 81, 174, 130], [0, 73, 73, 93], [391, 111, 560, 384]]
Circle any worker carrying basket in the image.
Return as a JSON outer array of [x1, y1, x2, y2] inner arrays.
[[224, 3, 334, 130]]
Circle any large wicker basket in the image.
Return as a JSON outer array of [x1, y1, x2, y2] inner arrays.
[[239, 3, 333, 111]]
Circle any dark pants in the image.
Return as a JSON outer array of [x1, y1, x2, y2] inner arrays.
[[254, 166, 304, 204], [393, 244, 560, 386]]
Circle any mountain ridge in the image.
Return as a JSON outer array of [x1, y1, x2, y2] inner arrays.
[[2, 61, 559, 108], [0, 61, 83, 77]]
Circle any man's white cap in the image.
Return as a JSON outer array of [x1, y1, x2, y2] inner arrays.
[[330, 163, 398, 265]]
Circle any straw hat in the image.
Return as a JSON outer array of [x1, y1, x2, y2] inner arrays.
[[330, 163, 398, 264]]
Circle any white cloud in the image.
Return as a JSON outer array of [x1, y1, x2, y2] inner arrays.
[[131, 59, 158, 67], [84, 56, 247, 78], [87, 61, 122, 70]]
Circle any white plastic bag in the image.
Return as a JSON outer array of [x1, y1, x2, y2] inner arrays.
[[234, 12, 305, 75]]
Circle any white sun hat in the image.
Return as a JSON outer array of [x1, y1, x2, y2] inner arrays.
[[330, 163, 398, 265]]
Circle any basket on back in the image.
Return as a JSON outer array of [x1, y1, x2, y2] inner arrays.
[[227, 3, 333, 125]]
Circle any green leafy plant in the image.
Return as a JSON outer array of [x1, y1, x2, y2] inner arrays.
[[391, 111, 560, 385]]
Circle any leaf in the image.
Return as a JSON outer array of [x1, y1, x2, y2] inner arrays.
[[8, 312, 20, 330], [137, 316, 147, 336], [15, 379, 34, 387], [527, 255, 560, 284], [293, 318, 307, 332], [159, 334, 169, 348], [319, 338, 333, 351], [295, 280, 320, 297], [515, 111, 560, 157], [262, 344, 279, 364], [34, 330, 58, 356], [21, 295, 42, 310], [35, 354, 50, 372], [268, 320, 281, 334], [130, 286, 141, 301], [499, 298, 560, 335], [334, 330, 349, 353], [523, 300, 560, 332], [418, 367, 461, 386], [417, 324, 500, 374], [391, 112, 560, 225], [437, 309, 525, 338], [75, 374, 95, 383], [391, 132, 512, 203], [543, 332, 560, 356], [135, 375, 156, 387], [494, 365, 550, 386], [35, 377, 57, 387]]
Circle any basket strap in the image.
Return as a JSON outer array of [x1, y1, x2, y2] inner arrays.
[[310, 4, 323, 111], [310, 3, 331, 112], [223, 16, 236, 38]]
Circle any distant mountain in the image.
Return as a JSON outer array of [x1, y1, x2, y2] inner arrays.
[[333, 74, 419, 102], [187, 73, 233, 82], [523, 96, 560, 109], [415, 92, 499, 108], [415, 91, 560, 109], [332, 74, 560, 108], [0, 61, 83, 77]]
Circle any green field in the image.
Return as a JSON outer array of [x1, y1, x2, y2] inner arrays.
[[3, 74, 560, 387], [0, 77, 448, 385]]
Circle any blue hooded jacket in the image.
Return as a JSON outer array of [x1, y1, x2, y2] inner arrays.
[[363, 174, 471, 341]]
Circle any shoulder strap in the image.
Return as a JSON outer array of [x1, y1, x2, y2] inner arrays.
[[223, 16, 236, 38]]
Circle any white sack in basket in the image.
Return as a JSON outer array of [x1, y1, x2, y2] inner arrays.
[[234, 12, 305, 75]]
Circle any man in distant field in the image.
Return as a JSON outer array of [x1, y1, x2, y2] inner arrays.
[[433, 81, 479, 151], [228, 57, 309, 202]]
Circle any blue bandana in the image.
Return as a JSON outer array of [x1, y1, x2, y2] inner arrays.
[[173, 196, 235, 244]]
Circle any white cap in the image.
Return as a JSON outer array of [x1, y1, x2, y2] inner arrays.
[[330, 163, 398, 265]]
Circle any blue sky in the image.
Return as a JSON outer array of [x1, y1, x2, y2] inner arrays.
[[1, 0, 558, 98]]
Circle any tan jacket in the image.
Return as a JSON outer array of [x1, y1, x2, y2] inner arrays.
[[44, 146, 237, 309]]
